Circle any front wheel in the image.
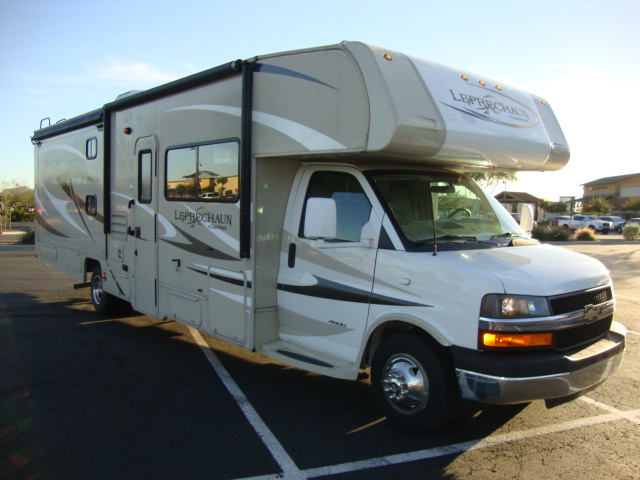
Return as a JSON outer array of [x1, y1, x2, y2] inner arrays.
[[371, 333, 459, 433]]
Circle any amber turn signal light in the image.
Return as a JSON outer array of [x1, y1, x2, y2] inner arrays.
[[483, 332, 553, 348]]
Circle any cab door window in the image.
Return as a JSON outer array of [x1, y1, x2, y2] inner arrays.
[[301, 172, 372, 242]]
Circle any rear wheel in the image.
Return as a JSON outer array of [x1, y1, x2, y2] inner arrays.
[[90, 267, 119, 314], [371, 332, 459, 433]]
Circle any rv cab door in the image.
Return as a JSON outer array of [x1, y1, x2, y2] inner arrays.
[[277, 166, 382, 363]]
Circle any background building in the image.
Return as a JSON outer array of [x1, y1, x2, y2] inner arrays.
[[581, 173, 640, 209]]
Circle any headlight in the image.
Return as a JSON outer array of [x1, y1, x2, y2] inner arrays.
[[481, 294, 550, 318]]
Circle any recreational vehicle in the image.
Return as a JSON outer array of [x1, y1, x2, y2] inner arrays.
[[32, 41, 625, 432]]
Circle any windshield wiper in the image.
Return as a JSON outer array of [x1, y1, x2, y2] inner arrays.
[[490, 232, 523, 239], [416, 234, 483, 246]]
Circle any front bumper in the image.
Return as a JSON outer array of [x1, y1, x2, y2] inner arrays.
[[454, 321, 626, 404]]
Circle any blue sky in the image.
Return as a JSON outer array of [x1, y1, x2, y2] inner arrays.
[[2, 0, 639, 199]]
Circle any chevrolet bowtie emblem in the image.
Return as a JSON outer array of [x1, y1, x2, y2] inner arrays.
[[583, 304, 601, 323]]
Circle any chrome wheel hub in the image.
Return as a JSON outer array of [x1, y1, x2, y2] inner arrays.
[[382, 354, 429, 414], [92, 275, 104, 305]]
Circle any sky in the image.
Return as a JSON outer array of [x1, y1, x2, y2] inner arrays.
[[1, 0, 639, 200]]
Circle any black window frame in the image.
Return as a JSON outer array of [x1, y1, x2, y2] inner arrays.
[[138, 149, 153, 204], [86, 137, 98, 160]]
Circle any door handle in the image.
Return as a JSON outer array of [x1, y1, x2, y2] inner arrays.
[[287, 243, 296, 268]]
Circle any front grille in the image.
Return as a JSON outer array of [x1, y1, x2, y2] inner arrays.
[[549, 287, 612, 315], [556, 316, 613, 351]]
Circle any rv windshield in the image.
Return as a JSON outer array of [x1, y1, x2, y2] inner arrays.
[[370, 172, 525, 246]]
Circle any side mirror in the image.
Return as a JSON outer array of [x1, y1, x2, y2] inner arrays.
[[520, 204, 534, 233], [304, 198, 336, 240]]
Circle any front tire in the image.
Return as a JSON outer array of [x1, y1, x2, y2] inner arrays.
[[371, 333, 459, 433]]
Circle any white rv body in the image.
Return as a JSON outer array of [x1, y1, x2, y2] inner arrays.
[[33, 42, 624, 432]]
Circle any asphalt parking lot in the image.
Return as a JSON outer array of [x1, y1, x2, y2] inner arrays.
[[1, 242, 639, 480]]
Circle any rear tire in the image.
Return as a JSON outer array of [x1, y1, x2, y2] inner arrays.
[[90, 267, 119, 314], [371, 332, 459, 433]]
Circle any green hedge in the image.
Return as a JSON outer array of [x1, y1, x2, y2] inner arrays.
[[622, 223, 640, 241], [531, 224, 573, 242]]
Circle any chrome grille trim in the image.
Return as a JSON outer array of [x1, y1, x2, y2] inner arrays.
[[479, 300, 614, 333]]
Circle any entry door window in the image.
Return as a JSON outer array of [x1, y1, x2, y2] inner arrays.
[[138, 150, 153, 204]]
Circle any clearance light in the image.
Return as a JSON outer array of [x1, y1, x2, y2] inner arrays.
[[383, 54, 392, 61], [495, 85, 502, 91], [479, 80, 486, 86], [483, 332, 553, 348], [541, 99, 547, 105], [461, 75, 468, 81]]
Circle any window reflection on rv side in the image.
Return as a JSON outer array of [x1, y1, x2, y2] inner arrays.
[[165, 141, 239, 201]]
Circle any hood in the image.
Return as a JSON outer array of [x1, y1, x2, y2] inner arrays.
[[462, 244, 610, 296]]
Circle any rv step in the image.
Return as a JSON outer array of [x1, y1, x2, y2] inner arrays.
[[261, 340, 359, 380]]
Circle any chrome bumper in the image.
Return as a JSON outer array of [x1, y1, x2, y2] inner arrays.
[[456, 322, 626, 405]]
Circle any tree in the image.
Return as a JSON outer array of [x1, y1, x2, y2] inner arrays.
[[537, 198, 552, 217], [623, 196, 640, 213], [546, 202, 568, 214], [582, 197, 612, 215], [1, 180, 34, 224], [468, 171, 518, 194], [1, 180, 34, 210], [216, 177, 229, 197]]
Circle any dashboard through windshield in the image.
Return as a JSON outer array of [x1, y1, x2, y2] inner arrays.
[[369, 171, 525, 248]]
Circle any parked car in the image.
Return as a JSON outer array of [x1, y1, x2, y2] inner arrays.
[[558, 215, 610, 234], [597, 216, 624, 230], [617, 218, 640, 233], [550, 216, 571, 227]]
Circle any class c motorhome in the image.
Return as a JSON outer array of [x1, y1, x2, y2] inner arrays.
[[32, 41, 625, 432]]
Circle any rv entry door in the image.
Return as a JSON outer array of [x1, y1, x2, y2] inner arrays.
[[132, 135, 158, 317]]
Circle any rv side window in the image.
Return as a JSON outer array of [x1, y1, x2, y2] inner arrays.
[[300, 172, 372, 242], [86, 137, 97, 160], [165, 141, 239, 201], [139, 150, 153, 204], [85, 195, 97, 216]]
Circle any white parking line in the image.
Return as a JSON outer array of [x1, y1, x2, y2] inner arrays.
[[302, 411, 640, 479], [188, 328, 305, 480], [580, 396, 640, 425], [616, 295, 640, 302], [189, 327, 639, 480]]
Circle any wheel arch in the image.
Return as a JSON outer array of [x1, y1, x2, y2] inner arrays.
[[84, 257, 102, 282], [359, 311, 453, 369]]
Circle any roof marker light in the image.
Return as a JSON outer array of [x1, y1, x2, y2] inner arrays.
[[461, 75, 468, 81], [383, 54, 392, 61], [495, 85, 502, 91], [541, 99, 547, 105], [479, 80, 486, 86]]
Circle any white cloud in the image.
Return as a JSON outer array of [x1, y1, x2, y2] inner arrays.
[[89, 56, 178, 86]]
